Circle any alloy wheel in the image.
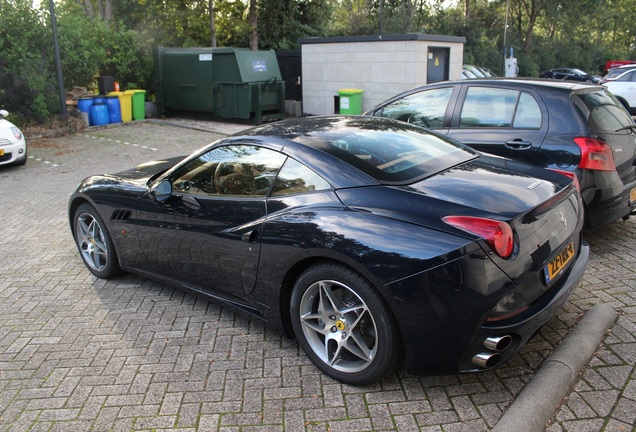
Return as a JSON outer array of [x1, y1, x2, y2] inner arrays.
[[298, 279, 378, 373]]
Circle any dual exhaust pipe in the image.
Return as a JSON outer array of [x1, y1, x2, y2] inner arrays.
[[472, 335, 513, 369]]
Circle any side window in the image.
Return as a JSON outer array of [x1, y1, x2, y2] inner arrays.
[[460, 87, 533, 128], [616, 71, 634, 82], [172, 145, 286, 197], [512, 92, 542, 128], [379, 87, 453, 128], [271, 158, 331, 197], [460, 87, 516, 127]]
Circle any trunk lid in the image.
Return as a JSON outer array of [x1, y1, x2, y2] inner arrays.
[[338, 153, 585, 299]]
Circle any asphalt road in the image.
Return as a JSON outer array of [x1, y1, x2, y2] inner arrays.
[[0, 119, 634, 431]]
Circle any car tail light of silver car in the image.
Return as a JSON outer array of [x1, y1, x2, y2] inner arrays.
[[574, 137, 617, 171], [442, 216, 514, 259]]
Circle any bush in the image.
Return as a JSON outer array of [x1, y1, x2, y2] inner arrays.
[[0, 0, 57, 124]]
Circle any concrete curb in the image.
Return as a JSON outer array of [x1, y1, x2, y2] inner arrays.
[[492, 303, 618, 432]]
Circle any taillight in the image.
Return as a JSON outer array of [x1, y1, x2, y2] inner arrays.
[[548, 168, 581, 193], [442, 216, 514, 259], [574, 137, 616, 171]]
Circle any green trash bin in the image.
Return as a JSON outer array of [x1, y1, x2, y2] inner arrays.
[[338, 88, 364, 114], [125, 89, 146, 120]]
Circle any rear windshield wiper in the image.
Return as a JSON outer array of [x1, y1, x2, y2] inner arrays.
[[615, 124, 636, 133]]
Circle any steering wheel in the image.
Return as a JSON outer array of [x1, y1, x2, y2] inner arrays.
[[213, 162, 256, 195], [213, 162, 231, 194], [407, 114, 430, 128]]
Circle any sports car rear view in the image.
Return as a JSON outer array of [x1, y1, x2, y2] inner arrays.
[[69, 116, 589, 385]]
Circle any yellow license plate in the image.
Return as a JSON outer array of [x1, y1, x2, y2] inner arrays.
[[0, 149, 4, 156], [630, 188, 636, 205], [545, 242, 575, 283]]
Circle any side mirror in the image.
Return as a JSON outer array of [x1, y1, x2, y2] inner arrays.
[[0, 110, 8, 119], [151, 179, 173, 202]]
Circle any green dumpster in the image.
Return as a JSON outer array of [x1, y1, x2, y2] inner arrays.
[[125, 89, 146, 120], [338, 88, 364, 114], [154, 47, 285, 124]]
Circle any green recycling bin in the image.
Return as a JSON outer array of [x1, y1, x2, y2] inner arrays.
[[125, 89, 146, 120], [338, 88, 364, 114]]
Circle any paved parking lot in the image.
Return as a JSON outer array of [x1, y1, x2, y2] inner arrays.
[[0, 120, 634, 431]]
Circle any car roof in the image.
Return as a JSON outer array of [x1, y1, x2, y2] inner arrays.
[[364, 78, 602, 115], [410, 77, 598, 92], [225, 116, 477, 187]]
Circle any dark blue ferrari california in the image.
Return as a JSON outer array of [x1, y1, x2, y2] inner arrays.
[[69, 116, 589, 385]]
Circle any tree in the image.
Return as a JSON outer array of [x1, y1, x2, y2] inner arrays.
[[76, 0, 113, 24], [0, 0, 57, 122], [257, 0, 333, 50], [210, 0, 217, 47], [4, 0, 636, 125], [249, 0, 258, 50]]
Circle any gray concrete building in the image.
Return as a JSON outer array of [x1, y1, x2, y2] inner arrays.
[[299, 33, 466, 115]]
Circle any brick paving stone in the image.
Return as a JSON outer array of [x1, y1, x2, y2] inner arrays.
[[0, 120, 635, 431]]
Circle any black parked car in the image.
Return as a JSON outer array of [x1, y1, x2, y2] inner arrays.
[[540, 68, 599, 83], [69, 116, 588, 385], [366, 78, 636, 227]]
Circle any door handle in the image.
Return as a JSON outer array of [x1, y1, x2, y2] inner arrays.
[[241, 230, 260, 243], [505, 139, 533, 150]]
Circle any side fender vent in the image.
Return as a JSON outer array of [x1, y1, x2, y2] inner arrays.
[[111, 210, 132, 222]]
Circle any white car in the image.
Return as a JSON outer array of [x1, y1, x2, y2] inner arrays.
[[603, 69, 636, 115], [600, 64, 636, 84], [0, 110, 27, 166]]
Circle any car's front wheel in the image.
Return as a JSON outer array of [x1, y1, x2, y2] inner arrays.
[[290, 262, 402, 385], [73, 203, 121, 278]]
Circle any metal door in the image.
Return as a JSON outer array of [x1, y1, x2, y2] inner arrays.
[[427, 48, 449, 84]]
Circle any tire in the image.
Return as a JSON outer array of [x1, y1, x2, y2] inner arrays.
[[73, 203, 121, 278], [290, 262, 402, 386]]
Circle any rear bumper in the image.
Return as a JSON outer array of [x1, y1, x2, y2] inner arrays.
[[582, 175, 636, 227], [457, 240, 589, 373]]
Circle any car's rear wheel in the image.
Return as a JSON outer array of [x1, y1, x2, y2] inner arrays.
[[290, 262, 402, 385], [73, 203, 121, 278]]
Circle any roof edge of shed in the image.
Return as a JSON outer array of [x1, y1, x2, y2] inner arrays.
[[299, 33, 466, 45]]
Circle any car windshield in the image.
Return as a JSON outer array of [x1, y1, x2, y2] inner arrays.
[[290, 117, 477, 184]]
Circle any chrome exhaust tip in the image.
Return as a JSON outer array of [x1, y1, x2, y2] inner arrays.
[[483, 335, 513, 352], [472, 352, 502, 369]]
